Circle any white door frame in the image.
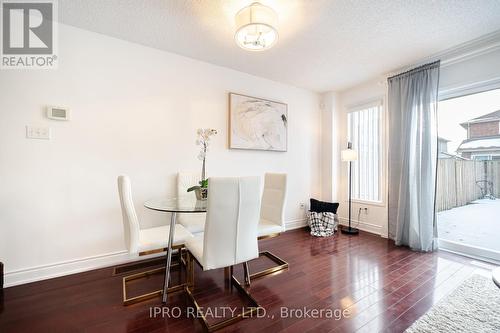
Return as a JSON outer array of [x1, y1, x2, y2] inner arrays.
[[437, 83, 500, 264]]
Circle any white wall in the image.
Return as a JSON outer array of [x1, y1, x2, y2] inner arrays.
[[440, 48, 500, 98], [324, 80, 388, 236], [0, 24, 321, 286], [319, 91, 340, 202], [321, 34, 500, 238]]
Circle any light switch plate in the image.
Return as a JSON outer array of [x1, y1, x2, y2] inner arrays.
[[26, 125, 51, 140]]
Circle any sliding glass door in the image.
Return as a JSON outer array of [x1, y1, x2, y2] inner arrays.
[[437, 88, 500, 262]]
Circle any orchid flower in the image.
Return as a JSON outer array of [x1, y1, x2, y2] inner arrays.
[[188, 128, 218, 192]]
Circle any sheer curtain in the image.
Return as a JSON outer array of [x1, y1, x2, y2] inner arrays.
[[388, 61, 440, 252]]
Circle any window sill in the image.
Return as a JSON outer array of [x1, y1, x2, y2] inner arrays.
[[349, 199, 386, 207]]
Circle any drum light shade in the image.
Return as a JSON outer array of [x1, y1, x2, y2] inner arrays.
[[341, 149, 358, 161], [235, 2, 278, 51]]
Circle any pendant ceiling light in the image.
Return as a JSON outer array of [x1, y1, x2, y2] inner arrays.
[[235, 2, 278, 51]]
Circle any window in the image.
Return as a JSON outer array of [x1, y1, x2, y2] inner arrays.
[[472, 154, 500, 161], [347, 102, 382, 202], [472, 155, 492, 161]]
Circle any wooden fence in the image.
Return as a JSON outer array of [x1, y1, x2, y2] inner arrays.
[[436, 159, 500, 212]]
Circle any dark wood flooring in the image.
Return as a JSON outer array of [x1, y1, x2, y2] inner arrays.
[[0, 228, 497, 333]]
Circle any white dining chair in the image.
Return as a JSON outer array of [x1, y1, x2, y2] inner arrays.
[[252, 173, 289, 280], [184, 176, 262, 331], [117, 175, 193, 305], [176, 172, 206, 235]]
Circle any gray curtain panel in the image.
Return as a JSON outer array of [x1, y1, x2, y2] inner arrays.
[[388, 61, 440, 252]]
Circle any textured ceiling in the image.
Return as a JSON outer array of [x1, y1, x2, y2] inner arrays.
[[59, 0, 500, 92]]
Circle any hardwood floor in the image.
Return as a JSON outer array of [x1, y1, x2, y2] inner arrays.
[[0, 228, 496, 333]]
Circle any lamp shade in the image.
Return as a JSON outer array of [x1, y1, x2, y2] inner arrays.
[[235, 2, 278, 51], [341, 149, 358, 161]]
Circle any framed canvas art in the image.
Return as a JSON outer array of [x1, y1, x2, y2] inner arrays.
[[228, 93, 288, 151]]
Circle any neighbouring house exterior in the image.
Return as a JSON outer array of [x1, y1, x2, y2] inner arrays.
[[438, 137, 449, 155], [457, 110, 500, 160], [438, 136, 466, 159]]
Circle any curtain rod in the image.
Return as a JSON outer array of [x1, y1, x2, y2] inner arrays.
[[387, 60, 441, 81]]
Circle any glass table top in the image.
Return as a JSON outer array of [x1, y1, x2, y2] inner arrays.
[[144, 197, 207, 213]]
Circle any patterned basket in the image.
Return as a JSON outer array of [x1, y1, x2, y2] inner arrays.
[[307, 211, 338, 237]]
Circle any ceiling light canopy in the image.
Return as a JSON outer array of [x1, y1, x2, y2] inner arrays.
[[235, 2, 278, 51]]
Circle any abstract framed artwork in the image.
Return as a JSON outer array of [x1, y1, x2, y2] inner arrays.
[[228, 93, 288, 151]]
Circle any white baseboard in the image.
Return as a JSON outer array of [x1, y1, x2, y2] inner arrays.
[[285, 218, 307, 231], [5, 219, 308, 288], [338, 217, 382, 236], [4, 250, 139, 288], [284, 217, 382, 236]]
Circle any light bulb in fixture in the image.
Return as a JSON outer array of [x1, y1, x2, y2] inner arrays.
[[235, 2, 278, 51]]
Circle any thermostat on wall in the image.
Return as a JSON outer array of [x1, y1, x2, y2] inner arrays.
[[46, 106, 70, 121]]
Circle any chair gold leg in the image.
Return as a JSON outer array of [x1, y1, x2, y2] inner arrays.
[[114, 244, 185, 276], [224, 266, 234, 289], [122, 266, 186, 305], [229, 265, 234, 289], [184, 253, 262, 332], [243, 262, 251, 286], [121, 250, 187, 306], [186, 251, 194, 290], [224, 267, 230, 286], [249, 251, 289, 280]]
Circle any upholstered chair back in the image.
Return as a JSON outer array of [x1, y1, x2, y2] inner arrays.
[[260, 173, 287, 227], [117, 175, 140, 254], [177, 172, 206, 233], [177, 172, 201, 200], [202, 177, 261, 270]]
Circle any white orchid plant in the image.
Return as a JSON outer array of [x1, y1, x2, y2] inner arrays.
[[187, 128, 218, 194]]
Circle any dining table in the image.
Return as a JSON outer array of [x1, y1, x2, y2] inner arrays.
[[144, 197, 207, 303]]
